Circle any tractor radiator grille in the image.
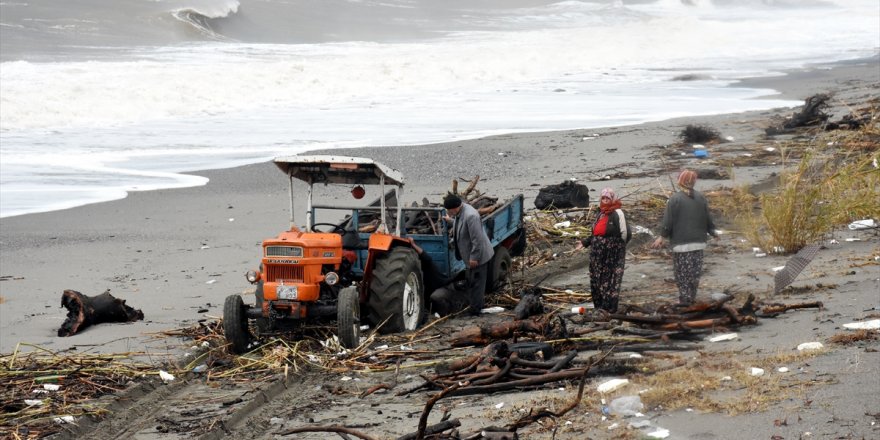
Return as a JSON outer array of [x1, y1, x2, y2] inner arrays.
[[266, 265, 304, 282]]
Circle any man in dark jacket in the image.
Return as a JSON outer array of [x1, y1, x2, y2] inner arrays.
[[441, 193, 494, 316]]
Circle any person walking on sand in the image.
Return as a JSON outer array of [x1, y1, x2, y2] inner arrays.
[[650, 169, 719, 306], [442, 193, 494, 316], [575, 187, 631, 313]]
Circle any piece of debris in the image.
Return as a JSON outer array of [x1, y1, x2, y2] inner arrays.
[[57, 289, 144, 337], [680, 124, 720, 144], [708, 333, 738, 342], [749, 367, 765, 377], [159, 370, 175, 382], [766, 93, 832, 134], [848, 219, 877, 230], [534, 180, 589, 210], [797, 342, 824, 351], [842, 319, 880, 330], [597, 378, 629, 393]]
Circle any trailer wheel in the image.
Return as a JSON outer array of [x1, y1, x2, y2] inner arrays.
[[487, 246, 512, 293], [223, 295, 252, 354], [368, 247, 425, 333], [509, 227, 527, 257], [337, 286, 361, 348]]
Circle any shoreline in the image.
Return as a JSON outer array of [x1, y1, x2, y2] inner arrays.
[[2, 55, 876, 220]]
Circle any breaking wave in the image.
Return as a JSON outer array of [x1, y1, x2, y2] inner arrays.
[[171, 0, 239, 41]]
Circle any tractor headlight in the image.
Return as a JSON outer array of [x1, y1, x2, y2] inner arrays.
[[245, 270, 260, 284], [324, 271, 339, 286]]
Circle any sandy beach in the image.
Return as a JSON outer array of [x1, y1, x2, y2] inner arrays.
[[1, 58, 878, 439]]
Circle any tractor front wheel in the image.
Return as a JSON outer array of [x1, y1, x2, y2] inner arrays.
[[368, 247, 425, 333], [223, 295, 252, 354], [337, 286, 361, 348]]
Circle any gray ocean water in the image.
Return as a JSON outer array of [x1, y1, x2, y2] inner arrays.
[[1, 0, 878, 217]]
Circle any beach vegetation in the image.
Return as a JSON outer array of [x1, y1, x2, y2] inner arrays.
[[717, 114, 880, 253]]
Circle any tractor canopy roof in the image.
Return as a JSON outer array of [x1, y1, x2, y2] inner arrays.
[[273, 155, 404, 186]]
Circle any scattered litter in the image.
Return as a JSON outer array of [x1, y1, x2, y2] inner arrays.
[[200, 245, 210, 249], [228, 218, 235, 222], [159, 370, 175, 382], [374, 345, 389, 350], [399, 345, 413, 351], [765, 147, 776, 152], [693, 149, 708, 158], [359, 325, 370, 331], [848, 219, 876, 230], [629, 419, 652, 428], [721, 376, 732, 381], [752, 247, 762, 253], [270, 417, 284, 424], [755, 253, 767, 258], [741, 153, 753, 157], [609, 395, 644, 416], [307, 354, 320, 362], [200, 341, 210, 348], [844, 238, 861, 242], [777, 367, 789, 373], [495, 402, 505, 409], [629, 353, 643, 358], [692, 144, 705, 149], [192, 364, 208, 373], [647, 428, 670, 438], [797, 342, 824, 351], [340, 376, 353, 381], [749, 367, 765, 377], [842, 319, 880, 330], [554, 220, 571, 229], [771, 266, 785, 272], [53, 416, 75, 424], [725, 136, 735, 141], [708, 333, 738, 342], [206, 279, 217, 284], [24, 399, 44, 406], [597, 378, 629, 393], [42, 384, 61, 391], [829, 239, 839, 244], [481, 306, 505, 314], [608, 423, 619, 430], [634, 225, 655, 236]]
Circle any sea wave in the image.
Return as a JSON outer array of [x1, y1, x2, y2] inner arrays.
[[170, 0, 240, 41]]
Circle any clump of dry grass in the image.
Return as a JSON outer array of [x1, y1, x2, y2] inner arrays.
[[680, 124, 721, 144], [635, 350, 823, 415], [716, 109, 879, 253], [828, 329, 879, 345]]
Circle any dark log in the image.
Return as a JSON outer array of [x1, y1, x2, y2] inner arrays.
[[396, 419, 461, 440], [513, 292, 544, 320], [278, 425, 378, 439], [58, 289, 144, 337], [450, 320, 545, 347], [759, 301, 824, 315]]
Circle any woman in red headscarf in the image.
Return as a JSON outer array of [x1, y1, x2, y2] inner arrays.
[[575, 187, 631, 313], [651, 169, 719, 305]]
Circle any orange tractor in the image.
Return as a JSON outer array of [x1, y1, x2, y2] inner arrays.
[[223, 155, 525, 353]]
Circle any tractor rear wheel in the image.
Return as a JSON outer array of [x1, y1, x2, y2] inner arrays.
[[223, 295, 252, 354], [368, 247, 425, 333], [337, 286, 360, 348]]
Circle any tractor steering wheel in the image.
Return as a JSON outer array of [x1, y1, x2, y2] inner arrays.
[[311, 223, 348, 235]]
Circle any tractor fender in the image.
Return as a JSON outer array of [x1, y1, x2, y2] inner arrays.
[[362, 234, 416, 297]]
